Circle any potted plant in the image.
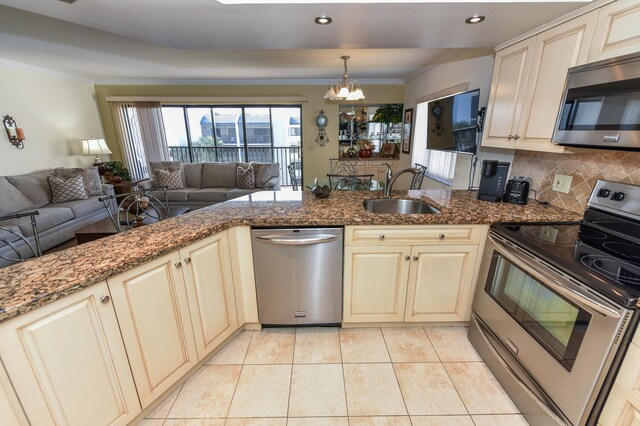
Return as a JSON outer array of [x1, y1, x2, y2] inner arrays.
[[371, 104, 403, 124], [103, 161, 131, 183]]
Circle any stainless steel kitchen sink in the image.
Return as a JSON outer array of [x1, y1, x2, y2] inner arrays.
[[363, 198, 441, 215]]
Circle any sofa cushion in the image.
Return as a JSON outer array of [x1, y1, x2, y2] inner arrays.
[[188, 188, 230, 203], [53, 196, 104, 218], [48, 175, 89, 204], [201, 162, 237, 188], [183, 163, 203, 188], [6, 169, 54, 208], [237, 164, 255, 189], [0, 225, 24, 244], [252, 162, 278, 187], [156, 169, 185, 189], [0, 177, 35, 216], [2, 207, 74, 236], [54, 167, 103, 196], [149, 188, 199, 202]]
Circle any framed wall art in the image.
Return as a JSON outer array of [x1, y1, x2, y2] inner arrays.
[[401, 108, 414, 154]]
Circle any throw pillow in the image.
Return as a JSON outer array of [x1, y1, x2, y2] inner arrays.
[[54, 167, 102, 196], [48, 174, 89, 204], [237, 164, 255, 189], [156, 169, 185, 189], [150, 161, 185, 187], [251, 162, 274, 188], [0, 177, 35, 216]]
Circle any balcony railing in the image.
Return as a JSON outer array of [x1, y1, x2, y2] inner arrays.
[[168, 146, 301, 186]]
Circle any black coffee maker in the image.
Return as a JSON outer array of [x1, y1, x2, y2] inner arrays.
[[477, 160, 510, 202]]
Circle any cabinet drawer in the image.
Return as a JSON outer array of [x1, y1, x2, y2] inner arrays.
[[345, 225, 481, 245]]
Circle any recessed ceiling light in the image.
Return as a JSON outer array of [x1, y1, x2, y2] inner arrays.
[[465, 15, 485, 24], [315, 15, 332, 25]]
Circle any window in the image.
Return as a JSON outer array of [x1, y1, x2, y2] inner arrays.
[[412, 100, 456, 185]]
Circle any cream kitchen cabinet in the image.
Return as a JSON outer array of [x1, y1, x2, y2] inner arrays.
[[180, 231, 239, 360], [589, 0, 640, 62], [599, 336, 640, 424], [0, 359, 31, 426], [0, 283, 140, 426], [108, 252, 198, 409], [343, 225, 486, 323], [482, 12, 597, 152]]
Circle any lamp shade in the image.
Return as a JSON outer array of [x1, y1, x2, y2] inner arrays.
[[82, 138, 112, 156]]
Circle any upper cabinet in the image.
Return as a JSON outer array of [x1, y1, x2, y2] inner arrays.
[[589, 0, 640, 61], [482, 11, 598, 152]]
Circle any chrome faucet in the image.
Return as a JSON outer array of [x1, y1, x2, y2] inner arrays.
[[383, 164, 421, 197]]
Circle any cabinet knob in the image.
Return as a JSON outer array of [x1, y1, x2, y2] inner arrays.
[[379, 234, 385, 240], [507, 135, 513, 140], [184, 257, 191, 264], [100, 295, 110, 304], [439, 234, 445, 240], [175, 261, 182, 268], [513, 135, 520, 140], [413, 256, 419, 261], [404, 255, 410, 261]]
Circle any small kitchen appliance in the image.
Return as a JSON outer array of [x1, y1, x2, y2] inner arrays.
[[503, 176, 531, 204], [470, 180, 640, 426], [477, 160, 510, 202]]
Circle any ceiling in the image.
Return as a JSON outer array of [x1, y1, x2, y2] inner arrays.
[[0, 0, 590, 82]]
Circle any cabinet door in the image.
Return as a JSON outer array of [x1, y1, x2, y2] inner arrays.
[[180, 232, 239, 360], [516, 11, 597, 153], [599, 343, 640, 425], [343, 245, 411, 323], [0, 358, 32, 425], [589, 0, 640, 62], [481, 38, 535, 149], [0, 283, 140, 426], [404, 245, 479, 322], [108, 252, 198, 408]]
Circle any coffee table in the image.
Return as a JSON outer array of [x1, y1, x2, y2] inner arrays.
[[75, 206, 190, 244]]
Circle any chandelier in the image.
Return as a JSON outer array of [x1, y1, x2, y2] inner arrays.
[[324, 56, 365, 101]]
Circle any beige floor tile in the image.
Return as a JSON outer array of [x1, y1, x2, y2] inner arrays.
[[471, 414, 529, 425], [343, 363, 407, 416], [394, 363, 467, 415], [287, 418, 349, 426], [424, 327, 481, 362], [136, 420, 164, 426], [145, 385, 182, 418], [348, 416, 411, 425], [164, 420, 226, 426], [244, 329, 295, 364], [410, 415, 474, 425], [381, 328, 439, 363], [168, 365, 241, 418], [288, 364, 347, 417], [340, 328, 390, 363], [206, 330, 252, 365], [228, 365, 291, 418], [294, 327, 341, 363], [444, 363, 519, 415], [225, 419, 287, 426]]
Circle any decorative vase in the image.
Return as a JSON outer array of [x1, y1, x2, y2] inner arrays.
[[359, 149, 373, 158]]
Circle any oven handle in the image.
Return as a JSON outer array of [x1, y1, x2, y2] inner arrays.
[[472, 314, 570, 426], [489, 234, 622, 319]]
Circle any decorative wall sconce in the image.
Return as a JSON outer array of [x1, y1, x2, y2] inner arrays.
[[3, 115, 26, 149]]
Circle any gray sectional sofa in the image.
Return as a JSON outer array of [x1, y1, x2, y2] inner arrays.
[[0, 169, 113, 267], [145, 162, 281, 210]]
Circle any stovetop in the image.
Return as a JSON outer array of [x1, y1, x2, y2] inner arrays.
[[491, 180, 640, 309]]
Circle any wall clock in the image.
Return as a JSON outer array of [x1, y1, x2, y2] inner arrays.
[[315, 110, 329, 146]]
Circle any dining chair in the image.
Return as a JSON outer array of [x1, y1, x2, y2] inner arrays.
[[411, 163, 428, 190], [329, 158, 358, 175], [327, 173, 374, 190], [287, 161, 302, 190]]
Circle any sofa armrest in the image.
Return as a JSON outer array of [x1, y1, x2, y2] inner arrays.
[[261, 176, 281, 191], [101, 184, 114, 196], [138, 179, 155, 190]]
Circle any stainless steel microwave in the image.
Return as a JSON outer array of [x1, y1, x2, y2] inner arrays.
[[552, 52, 640, 150]]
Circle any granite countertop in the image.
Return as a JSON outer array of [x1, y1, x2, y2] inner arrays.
[[0, 190, 582, 324]]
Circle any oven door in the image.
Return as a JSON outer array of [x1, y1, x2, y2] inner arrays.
[[472, 232, 629, 426]]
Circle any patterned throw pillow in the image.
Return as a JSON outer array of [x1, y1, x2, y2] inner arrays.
[[251, 162, 273, 188], [156, 169, 185, 189], [48, 174, 89, 203], [237, 164, 255, 189], [54, 167, 102, 196], [150, 161, 185, 187]]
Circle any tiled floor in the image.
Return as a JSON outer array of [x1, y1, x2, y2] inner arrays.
[[139, 327, 528, 426]]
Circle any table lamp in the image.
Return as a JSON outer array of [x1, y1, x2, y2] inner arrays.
[[82, 138, 112, 176]]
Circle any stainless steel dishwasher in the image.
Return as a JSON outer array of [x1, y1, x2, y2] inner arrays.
[[251, 227, 343, 325]]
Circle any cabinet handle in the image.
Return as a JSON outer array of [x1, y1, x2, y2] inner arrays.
[[175, 261, 182, 268], [100, 295, 110, 304], [404, 255, 410, 261], [413, 256, 419, 261], [184, 257, 191, 264], [379, 234, 385, 241], [507, 135, 513, 140], [513, 135, 520, 141], [439, 234, 445, 240]]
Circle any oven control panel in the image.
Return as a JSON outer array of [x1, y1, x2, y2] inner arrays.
[[588, 180, 640, 221]]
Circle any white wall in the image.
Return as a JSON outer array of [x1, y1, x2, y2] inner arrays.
[[0, 61, 104, 176], [401, 55, 515, 189]]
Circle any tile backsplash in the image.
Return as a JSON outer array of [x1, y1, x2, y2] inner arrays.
[[511, 150, 640, 214]]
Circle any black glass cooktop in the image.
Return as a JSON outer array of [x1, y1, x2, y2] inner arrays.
[[492, 215, 640, 309]]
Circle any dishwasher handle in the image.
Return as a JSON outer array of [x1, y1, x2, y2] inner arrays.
[[255, 234, 338, 246]]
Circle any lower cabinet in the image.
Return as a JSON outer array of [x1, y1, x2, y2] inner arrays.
[[0, 283, 141, 426], [107, 252, 198, 409], [0, 360, 28, 426], [599, 338, 640, 425]]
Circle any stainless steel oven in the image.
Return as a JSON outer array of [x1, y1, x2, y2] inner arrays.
[[470, 231, 631, 425]]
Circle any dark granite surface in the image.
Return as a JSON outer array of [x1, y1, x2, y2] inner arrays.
[[0, 190, 582, 323]]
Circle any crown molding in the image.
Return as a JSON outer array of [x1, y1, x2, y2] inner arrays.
[[94, 78, 405, 86], [0, 58, 92, 82]]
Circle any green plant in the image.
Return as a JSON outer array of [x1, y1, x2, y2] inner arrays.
[[371, 104, 403, 124], [103, 161, 131, 181]]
